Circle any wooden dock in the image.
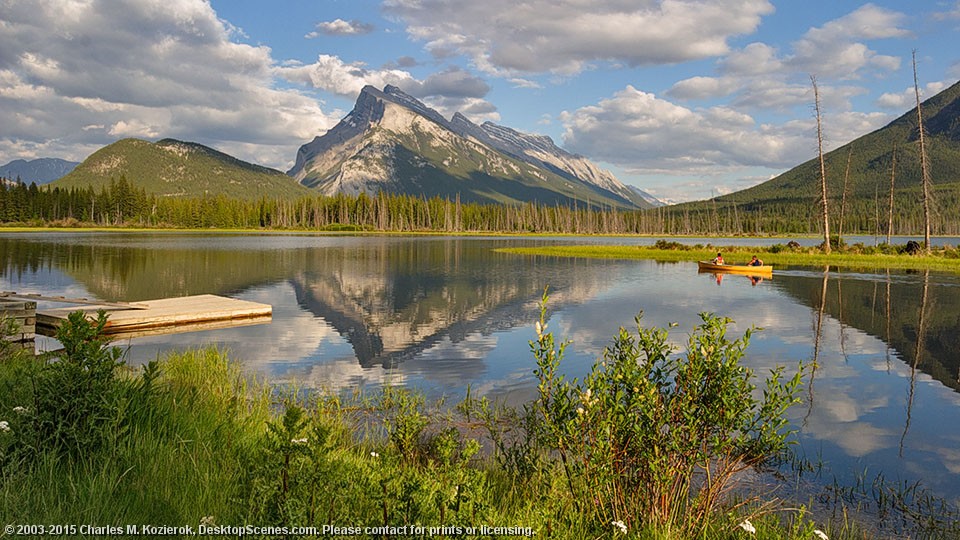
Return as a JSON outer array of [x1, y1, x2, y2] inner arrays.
[[1, 299, 37, 343], [36, 294, 272, 337]]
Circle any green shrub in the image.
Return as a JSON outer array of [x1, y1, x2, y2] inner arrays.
[[14, 311, 124, 459], [529, 289, 804, 536], [653, 239, 688, 250], [378, 386, 430, 463]]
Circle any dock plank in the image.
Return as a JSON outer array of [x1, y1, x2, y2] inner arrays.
[[37, 294, 272, 335]]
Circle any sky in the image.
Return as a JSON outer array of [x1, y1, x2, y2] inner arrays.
[[1, 1, 959, 202]]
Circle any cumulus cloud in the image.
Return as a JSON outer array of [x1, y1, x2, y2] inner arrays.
[[561, 86, 798, 175], [560, 85, 890, 181], [429, 96, 501, 124], [306, 19, 374, 38], [383, 0, 774, 75], [876, 81, 950, 110], [277, 59, 499, 124], [737, 81, 867, 112], [277, 54, 417, 98], [508, 78, 543, 89], [667, 76, 741, 100], [277, 58, 490, 100], [0, 0, 337, 167], [757, 4, 907, 78], [671, 5, 909, 110], [394, 56, 419, 68], [410, 67, 491, 98], [719, 42, 784, 76]]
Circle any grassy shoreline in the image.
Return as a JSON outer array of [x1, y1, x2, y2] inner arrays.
[[4, 309, 915, 539], [496, 244, 960, 273]]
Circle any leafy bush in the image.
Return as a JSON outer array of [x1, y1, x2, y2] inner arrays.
[[529, 289, 803, 535], [653, 239, 688, 250], [14, 311, 124, 459], [876, 243, 900, 255], [378, 386, 431, 463]]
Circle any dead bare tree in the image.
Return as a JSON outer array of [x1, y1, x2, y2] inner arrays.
[[913, 51, 932, 252], [838, 146, 852, 242], [887, 143, 897, 244], [812, 75, 831, 254]]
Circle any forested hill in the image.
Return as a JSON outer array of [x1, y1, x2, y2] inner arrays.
[[667, 79, 960, 235], [51, 138, 310, 200]]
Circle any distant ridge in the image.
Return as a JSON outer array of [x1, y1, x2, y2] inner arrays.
[[289, 85, 657, 209], [52, 138, 309, 200], [703, 79, 960, 220], [0, 158, 79, 185]]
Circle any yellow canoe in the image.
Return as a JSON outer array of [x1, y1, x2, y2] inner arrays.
[[697, 261, 773, 276]]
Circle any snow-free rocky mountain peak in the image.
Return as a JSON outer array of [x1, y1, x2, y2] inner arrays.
[[289, 85, 658, 209], [0, 158, 79, 185]]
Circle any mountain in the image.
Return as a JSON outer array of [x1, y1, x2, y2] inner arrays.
[[52, 138, 309, 200], [289, 85, 655, 209], [0, 158, 79, 184], [627, 185, 665, 207], [697, 79, 960, 226]]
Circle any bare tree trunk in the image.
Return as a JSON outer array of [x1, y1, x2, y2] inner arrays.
[[875, 185, 881, 245], [732, 195, 741, 234], [838, 147, 852, 242], [887, 143, 897, 244], [812, 75, 831, 253], [712, 193, 720, 233], [913, 51, 932, 252]]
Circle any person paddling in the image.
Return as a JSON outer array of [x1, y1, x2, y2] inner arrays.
[[747, 255, 763, 266]]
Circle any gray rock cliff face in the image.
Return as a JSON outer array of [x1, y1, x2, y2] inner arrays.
[[288, 85, 659, 208], [288, 86, 387, 182]]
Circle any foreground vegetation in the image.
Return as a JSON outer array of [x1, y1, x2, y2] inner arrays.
[[1, 303, 954, 538], [497, 240, 960, 274]]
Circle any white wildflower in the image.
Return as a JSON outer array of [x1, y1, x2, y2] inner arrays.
[[576, 407, 585, 416], [290, 437, 308, 445], [0, 420, 10, 433], [738, 520, 756, 534], [813, 530, 829, 540], [370, 451, 380, 458], [13, 406, 28, 415], [611, 520, 627, 534], [200, 516, 215, 527], [535, 320, 543, 336]]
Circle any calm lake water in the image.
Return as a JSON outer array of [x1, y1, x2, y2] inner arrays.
[[3, 232, 960, 512]]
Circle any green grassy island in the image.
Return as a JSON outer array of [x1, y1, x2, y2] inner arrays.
[[497, 240, 960, 274]]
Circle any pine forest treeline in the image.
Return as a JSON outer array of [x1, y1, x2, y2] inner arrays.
[[2, 176, 959, 236]]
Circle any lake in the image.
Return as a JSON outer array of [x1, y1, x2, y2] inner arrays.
[[2, 231, 959, 514]]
